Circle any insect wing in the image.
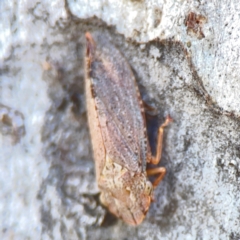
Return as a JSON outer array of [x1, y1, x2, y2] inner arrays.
[[86, 33, 148, 173]]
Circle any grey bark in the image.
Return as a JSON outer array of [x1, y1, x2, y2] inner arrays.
[[1, 0, 240, 239]]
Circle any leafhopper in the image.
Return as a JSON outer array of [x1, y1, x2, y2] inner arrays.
[[85, 32, 172, 225]]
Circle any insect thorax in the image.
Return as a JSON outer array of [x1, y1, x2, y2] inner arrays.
[[98, 155, 153, 225]]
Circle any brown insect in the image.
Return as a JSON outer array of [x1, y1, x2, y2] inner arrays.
[[85, 32, 172, 225]]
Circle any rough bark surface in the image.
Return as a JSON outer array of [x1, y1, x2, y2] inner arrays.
[[1, 0, 240, 239]]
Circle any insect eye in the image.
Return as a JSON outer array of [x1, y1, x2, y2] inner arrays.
[[145, 181, 153, 195]]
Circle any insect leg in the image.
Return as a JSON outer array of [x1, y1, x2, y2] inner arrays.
[[150, 115, 173, 165], [147, 167, 166, 187], [143, 101, 157, 116]]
